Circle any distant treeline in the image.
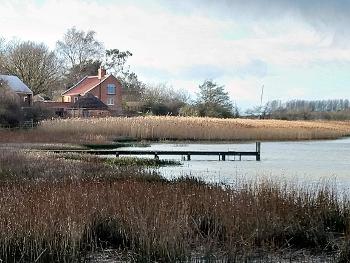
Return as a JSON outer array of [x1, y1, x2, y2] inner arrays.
[[262, 99, 350, 120]]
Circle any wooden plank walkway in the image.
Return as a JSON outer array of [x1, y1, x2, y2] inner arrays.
[[53, 142, 261, 161]]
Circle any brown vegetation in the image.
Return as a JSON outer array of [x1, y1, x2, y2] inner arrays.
[[0, 150, 349, 262], [1, 116, 350, 143]]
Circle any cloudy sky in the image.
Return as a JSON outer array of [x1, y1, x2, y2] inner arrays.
[[1, 0, 350, 108]]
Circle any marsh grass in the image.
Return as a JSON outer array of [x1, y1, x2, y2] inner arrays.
[[1, 116, 350, 143], [55, 152, 181, 167], [105, 156, 181, 167], [0, 151, 350, 262]]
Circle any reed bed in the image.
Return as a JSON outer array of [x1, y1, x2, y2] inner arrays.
[[0, 151, 349, 262], [1, 116, 350, 143]]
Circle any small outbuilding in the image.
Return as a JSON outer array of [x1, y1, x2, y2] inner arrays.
[[0, 75, 33, 107], [67, 93, 111, 117]]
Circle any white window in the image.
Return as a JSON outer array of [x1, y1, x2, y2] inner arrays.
[[107, 98, 115, 105], [107, 84, 116, 95]]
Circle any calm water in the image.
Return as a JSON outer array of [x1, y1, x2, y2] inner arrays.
[[117, 138, 350, 189]]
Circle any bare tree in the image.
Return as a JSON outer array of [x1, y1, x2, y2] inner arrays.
[[0, 37, 6, 72], [2, 40, 60, 95], [56, 27, 133, 88], [56, 27, 104, 69]]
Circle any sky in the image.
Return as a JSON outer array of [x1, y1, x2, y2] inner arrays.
[[1, 0, 350, 109]]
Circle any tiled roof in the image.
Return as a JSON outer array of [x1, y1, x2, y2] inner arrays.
[[0, 75, 33, 94], [62, 75, 109, 96], [71, 93, 109, 110]]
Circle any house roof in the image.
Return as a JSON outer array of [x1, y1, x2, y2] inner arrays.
[[0, 75, 33, 95], [71, 93, 109, 110], [62, 75, 110, 96]]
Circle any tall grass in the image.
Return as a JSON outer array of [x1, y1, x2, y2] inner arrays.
[[0, 151, 349, 262], [1, 116, 350, 143]]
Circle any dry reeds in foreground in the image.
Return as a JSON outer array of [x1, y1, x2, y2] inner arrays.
[[1, 116, 350, 143], [0, 151, 349, 262]]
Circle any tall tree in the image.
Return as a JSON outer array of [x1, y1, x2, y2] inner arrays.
[[56, 27, 133, 88], [0, 37, 6, 72], [56, 27, 105, 87], [63, 60, 102, 89], [1, 40, 60, 95], [56, 27, 104, 69], [120, 72, 146, 102], [105, 49, 132, 75], [196, 80, 234, 118]]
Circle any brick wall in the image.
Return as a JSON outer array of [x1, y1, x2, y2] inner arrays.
[[89, 75, 123, 114]]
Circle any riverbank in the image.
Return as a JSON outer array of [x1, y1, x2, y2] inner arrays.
[[0, 150, 349, 262], [0, 116, 350, 143]]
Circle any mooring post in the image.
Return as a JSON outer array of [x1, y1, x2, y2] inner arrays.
[[116, 152, 119, 158], [222, 154, 226, 161], [187, 154, 191, 161], [154, 152, 159, 160], [256, 142, 261, 161]]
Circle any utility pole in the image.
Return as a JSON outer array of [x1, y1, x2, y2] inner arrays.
[[259, 85, 264, 119]]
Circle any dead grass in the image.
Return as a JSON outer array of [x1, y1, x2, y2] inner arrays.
[[1, 116, 350, 143], [0, 151, 349, 262]]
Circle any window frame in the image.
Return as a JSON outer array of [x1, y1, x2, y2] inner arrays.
[[107, 84, 116, 95], [107, 97, 115, 105]]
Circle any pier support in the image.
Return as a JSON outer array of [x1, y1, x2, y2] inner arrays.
[[187, 154, 191, 161], [221, 154, 226, 161], [256, 142, 261, 161], [116, 152, 119, 158]]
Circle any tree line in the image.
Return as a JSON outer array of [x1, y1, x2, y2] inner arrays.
[[253, 99, 350, 120]]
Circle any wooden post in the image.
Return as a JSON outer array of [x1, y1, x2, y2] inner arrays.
[[256, 142, 261, 161], [187, 154, 191, 161], [239, 154, 241, 161], [222, 154, 226, 161], [116, 152, 119, 158], [154, 153, 159, 160]]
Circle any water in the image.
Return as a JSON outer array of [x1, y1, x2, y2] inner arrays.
[[117, 138, 350, 189]]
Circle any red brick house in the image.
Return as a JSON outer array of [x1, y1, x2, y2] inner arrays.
[[62, 68, 123, 115]]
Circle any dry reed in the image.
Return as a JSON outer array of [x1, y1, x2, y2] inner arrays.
[[0, 151, 349, 262], [1, 116, 350, 143]]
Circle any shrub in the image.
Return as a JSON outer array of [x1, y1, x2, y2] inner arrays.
[[0, 84, 22, 127]]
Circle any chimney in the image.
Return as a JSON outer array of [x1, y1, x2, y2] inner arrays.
[[98, 67, 107, 80]]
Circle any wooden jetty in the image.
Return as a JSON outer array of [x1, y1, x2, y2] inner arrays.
[[52, 142, 261, 161]]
